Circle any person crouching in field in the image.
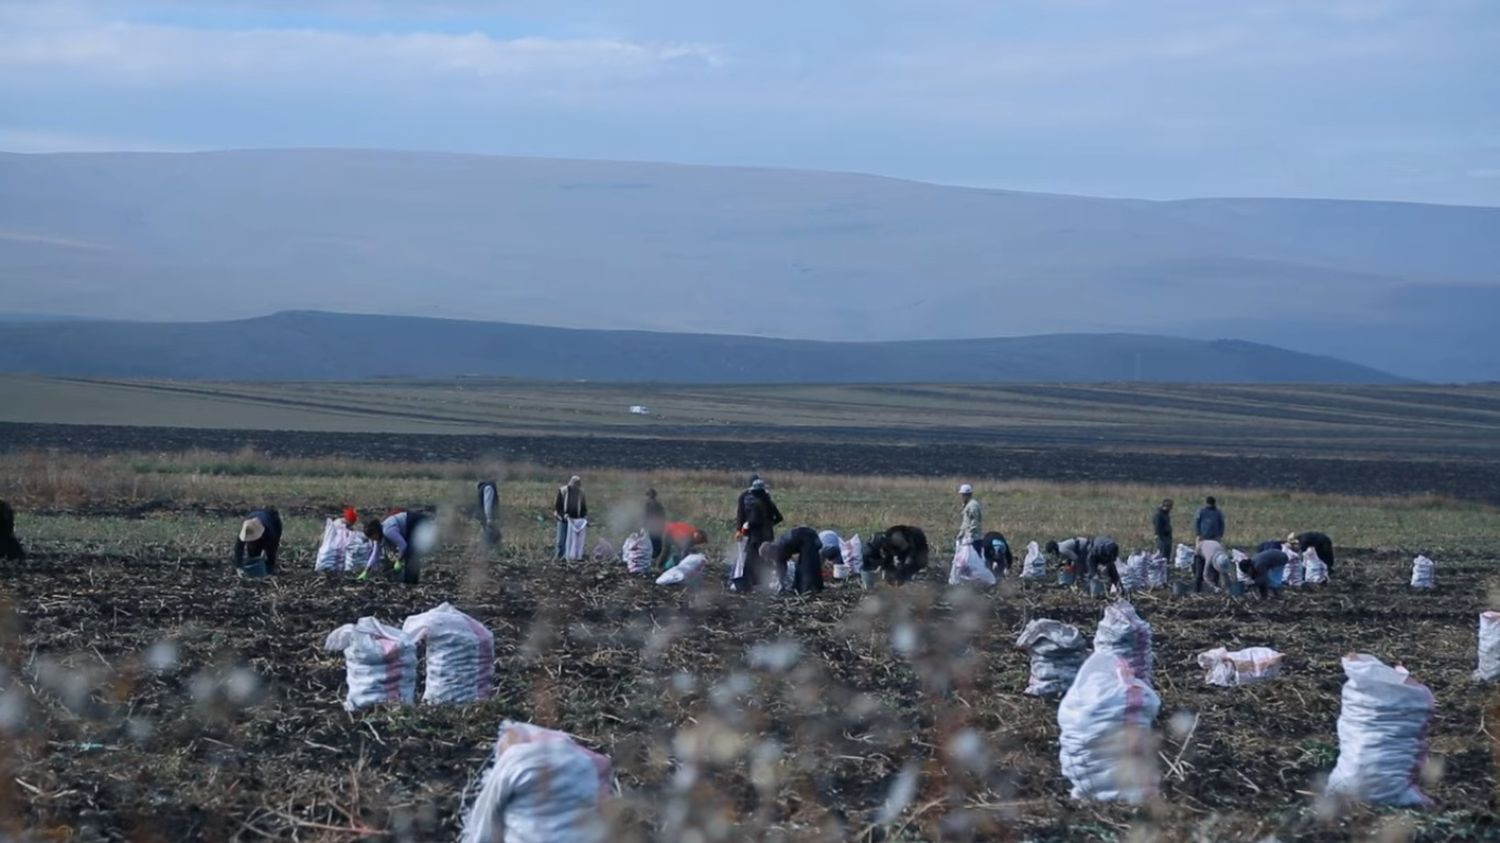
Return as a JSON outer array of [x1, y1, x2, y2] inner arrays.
[[233, 508, 282, 573], [1240, 548, 1287, 598], [1194, 539, 1231, 593], [1288, 531, 1336, 574], [0, 500, 25, 561], [1046, 536, 1090, 584], [359, 509, 430, 584], [763, 526, 827, 595], [658, 521, 708, 570], [1084, 536, 1122, 590], [980, 531, 1014, 576], [867, 525, 930, 584]]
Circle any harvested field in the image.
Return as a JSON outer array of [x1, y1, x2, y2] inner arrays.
[[3, 457, 1499, 842]]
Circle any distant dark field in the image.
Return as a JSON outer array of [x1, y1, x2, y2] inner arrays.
[[4, 377, 1500, 503]]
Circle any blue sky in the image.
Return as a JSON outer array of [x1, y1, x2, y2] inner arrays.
[[2, 0, 1498, 205]]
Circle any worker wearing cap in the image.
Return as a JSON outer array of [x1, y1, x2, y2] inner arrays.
[[233, 508, 283, 573], [958, 484, 983, 556]]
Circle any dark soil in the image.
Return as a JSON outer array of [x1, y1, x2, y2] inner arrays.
[[5, 421, 1500, 504], [3, 537, 1497, 842]]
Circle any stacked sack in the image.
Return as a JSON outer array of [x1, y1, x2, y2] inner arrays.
[[1057, 651, 1160, 803], [621, 529, 653, 574], [315, 517, 372, 574], [459, 720, 615, 843], [1303, 548, 1329, 584], [323, 617, 418, 712], [1281, 545, 1304, 588], [402, 603, 495, 705], [1145, 554, 1169, 590], [1196, 646, 1284, 687], [1118, 553, 1147, 592], [1475, 612, 1500, 682], [1093, 601, 1154, 686], [1410, 555, 1435, 590], [1015, 619, 1090, 697], [1325, 655, 1434, 806], [1022, 541, 1048, 580]]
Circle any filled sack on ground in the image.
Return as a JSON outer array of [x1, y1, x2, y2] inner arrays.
[[1197, 646, 1284, 687], [459, 720, 615, 843], [1118, 552, 1147, 592], [1022, 541, 1048, 580], [1281, 546, 1304, 587], [323, 617, 417, 712], [1015, 619, 1090, 697], [621, 529, 652, 574], [1475, 612, 1500, 682], [840, 535, 864, 573], [656, 553, 706, 585], [401, 602, 495, 705], [564, 518, 589, 561], [948, 541, 997, 587], [1326, 654, 1434, 807], [1057, 651, 1160, 803], [1410, 555, 1435, 589], [1145, 554, 1169, 589], [1093, 601, 1153, 686], [1174, 543, 1195, 570], [1303, 548, 1329, 584], [315, 518, 357, 573]]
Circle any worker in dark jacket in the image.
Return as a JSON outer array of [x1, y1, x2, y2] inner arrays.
[[764, 526, 826, 595], [1046, 536, 1091, 584], [1153, 499, 1174, 560], [644, 489, 668, 562], [233, 508, 283, 573], [731, 478, 784, 592], [1194, 496, 1225, 543], [980, 531, 1014, 576], [867, 525, 930, 584], [1289, 531, 1336, 573], [553, 476, 587, 560], [1084, 536, 1122, 589], [0, 500, 25, 561], [1240, 549, 1287, 598], [477, 480, 500, 547]]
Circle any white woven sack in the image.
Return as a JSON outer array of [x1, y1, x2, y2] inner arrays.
[[1475, 612, 1500, 682], [656, 553, 706, 586], [621, 529, 652, 574], [1281, 546, 1304, 587], [402, 603, 495, 705], [459, 720, 614, 843], [1118, 553, 1147, 592], [1173, 543, 1195, 570], [1410, 555, 1435, 589], [1145, 554, 1169, 589], [564, 518, 589, 561], [1093, 601, 1153, 686], [1326, 654, 1434, 807], [948, 541, 996, 587], [1303, 548, 1329, 584], [1022, 541, 1047, 580], [1197, 646, 1284, 687], [323, 617, 417, 712], [1057, 651, 1160, 803], [1231, 549, 1253, 583], [840, 535, 864, 573], [315, 518, 351, 573], [1015, 619, 1090, 697]]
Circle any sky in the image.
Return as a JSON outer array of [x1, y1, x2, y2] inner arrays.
[[1, 0, 1498, 205]]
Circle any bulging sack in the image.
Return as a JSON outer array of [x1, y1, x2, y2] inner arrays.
[[656, 553, 706, 586], [1197, 646, 1284, 687], [1410, 555, 1435, 589], [323, 617, 417, 712], [1174, 543, 1195, 570], [1281, 547, 1304, 587], [1231, 549, 1252, 583], [315, 518, 353, 573], [1093, 601, 1153, 686], [402, 603, 495, 705], [1303, 548, 1329, 584], [1057, 651, 1160, 803], [840, 535, 864, 573], [1145, 554, 1169, 589], [1022, 541, 1047, 580], [459, 720, 615, 843], [1326, 654, 1434, 807], [1474, 612, 1500, 682], [564, 518, 589, 561], [948, 542, 997, 587], [1016, 619, 1090, 697], [621, 529, 652, 574], [1119, 553, 1147, 592]]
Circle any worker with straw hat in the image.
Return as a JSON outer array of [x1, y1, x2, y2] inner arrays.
[[233, 508, 283, 574]]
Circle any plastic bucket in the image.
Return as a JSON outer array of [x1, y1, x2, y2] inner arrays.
[[1057, 570, 1076, 587], [239, 558, 268, 578], [860, 570, 879, 590], [1087, 579, 1107, 598], [1171, 581, 1193, 597], [833, 563, 851, 580]]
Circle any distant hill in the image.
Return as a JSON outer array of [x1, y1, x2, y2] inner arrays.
[[0, 311, 1402, 383], [1, 149, 1495, 379]]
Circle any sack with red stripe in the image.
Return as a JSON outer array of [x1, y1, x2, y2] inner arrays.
[[1057, 651, 1160, 803], [323, 617, 417, 712], [402, 603, 495, 705]]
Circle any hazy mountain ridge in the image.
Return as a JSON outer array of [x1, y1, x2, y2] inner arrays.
[[0, 310, 1402, 383], [1, 149, 1495, 379]]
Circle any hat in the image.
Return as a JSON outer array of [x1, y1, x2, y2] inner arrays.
[[751, 479, 766, 491], [343, 507, 358, 525], [239, 518, 266, 543], [959, 484, 973, 494], [569, 475, 582, 485]]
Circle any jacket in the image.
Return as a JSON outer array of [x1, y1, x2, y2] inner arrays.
[[233, 508, 283, 568], [958, 499, 983, 543], [1153, 508, 1172, 539], [736, 489, 783, 533], [555, 485, 587, 520], [1194, 505, 1225, 541]]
